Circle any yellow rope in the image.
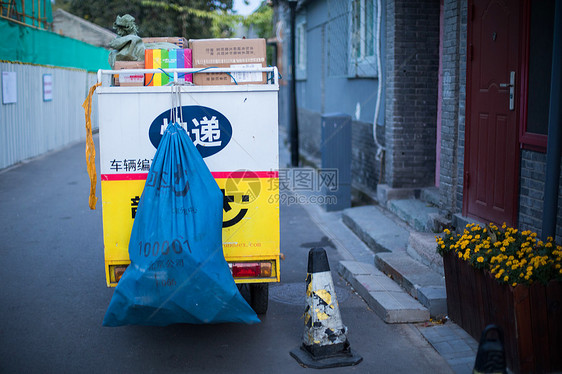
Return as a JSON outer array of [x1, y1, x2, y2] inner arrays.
[[82, 82, 102, 210]]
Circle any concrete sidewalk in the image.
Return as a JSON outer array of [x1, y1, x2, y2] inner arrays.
[[279, 138, 479, 374]]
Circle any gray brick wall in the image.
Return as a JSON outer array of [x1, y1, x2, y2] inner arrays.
[[384, 0, 440, 188], [351, 120, 381, 195], [519, 150, 562, 243], [439, 0, 466, 218]]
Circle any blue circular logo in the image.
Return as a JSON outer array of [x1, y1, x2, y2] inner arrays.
[[149, 105, 232, 158]]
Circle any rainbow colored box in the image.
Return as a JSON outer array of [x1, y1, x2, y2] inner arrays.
[[144, 49, 192, 86]]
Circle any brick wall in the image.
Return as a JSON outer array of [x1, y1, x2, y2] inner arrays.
[[519, 150, 562, 243], [384, 0, 440, 188], [439, 0, 466, 218], [351, 120, 381, 196]]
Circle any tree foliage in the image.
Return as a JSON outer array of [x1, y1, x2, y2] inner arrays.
[[53, 0, 235, 39]]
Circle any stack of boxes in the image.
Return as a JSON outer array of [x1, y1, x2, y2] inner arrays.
[[113, 37, 267, 87], [190, 38, 267, 85], [144, 48, 193, 86]]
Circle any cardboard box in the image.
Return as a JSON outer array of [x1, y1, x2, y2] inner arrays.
[[113, 61, 145, 86], [190, 38, 267, 86], [144, 49, 193, 86], [142, 37, 188, 49]]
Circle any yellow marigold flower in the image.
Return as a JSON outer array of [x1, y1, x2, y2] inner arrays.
[[500, 247, 506, 252], [458, 252, 463, 259], [531, 232, 537, 238], [477, 256, 484, 263], [512, 282, 517, 287], [503, 275, 509, 282], [475, 235, 481, 239], [495, 273, 501, 279], [444, 229, 450, 235], [502, 223, 507, 229], [556, 264, 561, 269], [546, 242, 553, 248], [519, 273, 524, 278], [525, 275, 530, 280], [547, 236, 554, 242]]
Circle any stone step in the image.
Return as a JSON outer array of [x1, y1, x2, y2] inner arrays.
[[407, 231, 444, 276], [338, 261, 429, 323], [374, 252, 446, 319], [420, 187, 440, 207], [387, 199, 440, 233], [342, 205, 409, 253]]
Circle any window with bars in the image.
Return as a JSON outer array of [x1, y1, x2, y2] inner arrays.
[[349, 0, 378, 78]]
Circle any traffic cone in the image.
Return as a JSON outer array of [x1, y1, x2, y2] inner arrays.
[[290, 247, 362, 368]]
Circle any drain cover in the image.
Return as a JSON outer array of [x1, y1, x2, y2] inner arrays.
[[269, 282, 350, 306]]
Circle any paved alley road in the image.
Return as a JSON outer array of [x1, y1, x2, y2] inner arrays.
[[0, 136, 452, 373]]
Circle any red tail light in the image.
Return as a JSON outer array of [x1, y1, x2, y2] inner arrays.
[[231, 262, 260, 278], [229, 261, 274, 278]]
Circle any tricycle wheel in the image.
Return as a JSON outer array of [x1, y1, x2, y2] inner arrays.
[[250, 283, 269, 314]]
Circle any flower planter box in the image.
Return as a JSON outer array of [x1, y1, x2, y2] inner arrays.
[[443, 252, 562, 373]]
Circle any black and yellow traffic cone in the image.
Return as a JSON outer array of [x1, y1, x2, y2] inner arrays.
[[290, 247, 362, 368]]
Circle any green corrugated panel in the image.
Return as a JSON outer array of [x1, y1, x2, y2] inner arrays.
[[0, 19, 110, 72]]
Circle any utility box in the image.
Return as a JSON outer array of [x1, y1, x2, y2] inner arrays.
[[321, 113, 352, 211]]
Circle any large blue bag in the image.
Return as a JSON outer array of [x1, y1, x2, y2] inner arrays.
[[103, 122, 259, 326]]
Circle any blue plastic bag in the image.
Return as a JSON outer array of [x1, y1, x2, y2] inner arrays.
[[103, 122, 259, 326]]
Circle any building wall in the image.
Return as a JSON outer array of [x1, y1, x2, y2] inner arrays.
[[283, 0, 386, 195], [519, 151, 562, 243], [0, 62, 98, 170], [384, 0, 440, 188], [439, 0, 467, 218]]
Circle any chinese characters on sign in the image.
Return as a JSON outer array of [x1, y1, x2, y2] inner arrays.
[[204, 46, 255, 56], [190, 116, 221, 147], [110, 158, 152, 173], [160, 115, 224, 148]]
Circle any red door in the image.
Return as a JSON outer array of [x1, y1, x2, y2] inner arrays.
[[464, 0, 523, 226]]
